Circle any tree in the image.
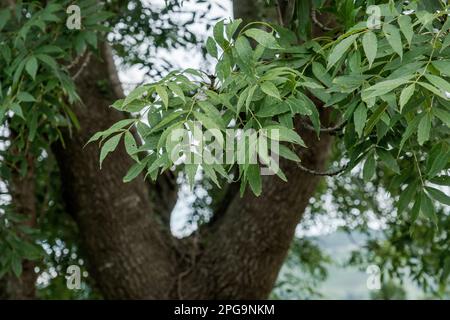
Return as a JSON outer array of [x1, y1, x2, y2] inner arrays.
[[0, 0, 449, 299]]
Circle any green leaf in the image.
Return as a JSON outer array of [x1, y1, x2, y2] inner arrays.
[[100, 133, 123, 169], [377, 149, 400, 174], [25, 56, 38, 80], [327, 34, 359, 69], [155, 85, 169, 109], [150, 110, 186, 133], [417, 81, 448, 99], [236, 87, 249, 114], [167, 83, 185, 102], [417, 113, 431, 146], [266, 125, 306, 147], [298, 93, 320, 135], [429, 176, 450, 186], [235, 36, 253, 62], [226, 19, 242, 40], [244, 28, 279, 49], [399, 116, 421, 152], [124, 131, 138, 158], [399, 84, 415, 111], [363, 77, 410, 100], [424, 74, 450, 94], [383, 23, 403, 59], [17, 91, 35, 102], [278, 144, 300, 162], [257, 100, 289, 117], [441, 34, 450, 52], [146, 154, 169, 180], [431, 60, 450, 76], [364, 104, 387, 136], [312, 62, 332, 87], [10, 103, 24, 119], [86, 131, 105, 145], [123, 160, 148, 183], [425, 186, 450, 206], [261, 81, 281, 100], [206, 37, 218, 58], [433, 107, 450, 127], [213, 20, 226, 47], [245, 85, 257, 111], [193, 110, 225, 131], [427, 146, 449, 178], [36, 54, 58, 70], [124, 85, 149, 106], [420, 192, 437, 224], [398, 15, 413, 46], [353, 103, 367, 138], [362, 31, 377, 68], [104, 119, 136, 135], [363, 151, 376, 181], [397, 181, 418, 215], [285, 96, 312, 116], [197, 101, 225, 127], [11, 254, 22, 278], [247, 164, 262, 196], [0, 9, 11, 31], [203, 164, 221, 188]]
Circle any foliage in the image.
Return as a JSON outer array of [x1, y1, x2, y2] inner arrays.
[[370, 281, 407, 300], [96, 1, 449, 218]]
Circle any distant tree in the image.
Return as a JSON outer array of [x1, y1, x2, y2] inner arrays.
[[371, 281, 407, 300]]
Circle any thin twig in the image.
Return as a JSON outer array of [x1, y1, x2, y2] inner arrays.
[[296, 162, 348, 176], [66, 50, 86, 70], [72, 52, 92, 80], [311, 9, 333, 31], [302, 120, 346, 134]]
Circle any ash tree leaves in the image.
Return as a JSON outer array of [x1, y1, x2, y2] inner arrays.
[[383, 23, 403, 59], [0, 0, 113, 155], [92, 20, 316, 196], [398, 14, 413, 46], [95, 3, 450, 225], [25, 56, 38, 80], [353, 103, 367, 137], [362, 31, 377, 68], [244, 28, 280, 49], [261, 81, 281, 100], [399, 84, 415, 111], [327, 34, 360, 69], [99, 133, 123, 169], [418, 113, 432, 146]]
